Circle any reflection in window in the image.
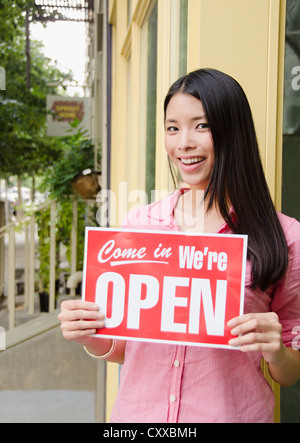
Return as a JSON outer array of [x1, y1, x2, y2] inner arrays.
[[145, 2, 158, 199], [127, 0, 132, 27], [127, 56, 132, 179], [179, 0, 188, 76], [282, 0, 300, 221]]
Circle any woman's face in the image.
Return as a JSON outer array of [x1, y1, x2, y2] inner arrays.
[[164, 92, 215, 191]]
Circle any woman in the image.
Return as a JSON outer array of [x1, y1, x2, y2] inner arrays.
[[59, 69, 300, 423]]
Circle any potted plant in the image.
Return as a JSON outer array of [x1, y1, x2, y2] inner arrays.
[[41, 121, 101, 203], [71, 168, 101, 199], [36, 122, 100, 310]]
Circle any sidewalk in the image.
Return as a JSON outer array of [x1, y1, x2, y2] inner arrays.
[[0, 389, 97, 423], [0, 301, 100, 424]]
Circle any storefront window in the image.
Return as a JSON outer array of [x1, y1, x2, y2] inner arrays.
[[127, 0, 132, 28], [179, 0, 188, 76], [145, 2, 158, 199], [282, 0, 300, 221]]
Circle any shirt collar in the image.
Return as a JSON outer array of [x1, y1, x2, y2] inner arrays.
[[147, 188, 187, 223], [147, 188, 236, 233]]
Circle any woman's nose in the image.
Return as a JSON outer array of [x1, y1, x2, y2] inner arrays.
[[178, 131, 196, 150]]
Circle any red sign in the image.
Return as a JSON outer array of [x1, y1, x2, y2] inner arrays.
[[82, 229, 248, 349], [51, 100, 85, 122]]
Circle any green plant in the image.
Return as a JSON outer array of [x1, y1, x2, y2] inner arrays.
[[36, 205, 51, 293], [36, 123, 100, 299], [55, 199, 86, 272], [36, 199, 88, 297], [41, 121, 100, 203]]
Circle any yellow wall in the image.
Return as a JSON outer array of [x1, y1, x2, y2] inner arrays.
[[106, 0, 286, 423]]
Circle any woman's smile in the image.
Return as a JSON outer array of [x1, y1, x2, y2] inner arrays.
[[179, 155, 206, 170]]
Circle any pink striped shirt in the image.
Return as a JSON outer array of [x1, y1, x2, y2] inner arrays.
[[109, 189, 300, 423]]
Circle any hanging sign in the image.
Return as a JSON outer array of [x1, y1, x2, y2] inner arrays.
[[46, 95, 91, 136], [82, 228, 248, 349]]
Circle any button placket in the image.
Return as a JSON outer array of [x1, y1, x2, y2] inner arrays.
[[167, 346, 186, 423]]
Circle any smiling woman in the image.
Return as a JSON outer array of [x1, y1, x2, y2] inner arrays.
[[59, 66, 300, 423], [164, 69, 289, 291], [164, 93, 214, 192]]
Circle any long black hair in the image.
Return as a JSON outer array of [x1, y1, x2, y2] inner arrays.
[[164, 68, 288, 291]]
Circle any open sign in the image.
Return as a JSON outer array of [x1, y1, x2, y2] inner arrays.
[[82, 229, 247, 349]]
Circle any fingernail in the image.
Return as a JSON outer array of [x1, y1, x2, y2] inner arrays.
[[227, 319, 236, 327], [229, 339, 238, 346]]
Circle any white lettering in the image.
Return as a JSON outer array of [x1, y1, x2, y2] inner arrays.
[[147, 427, 197, 438], [127, 274, 159, 329], [189, 279, 227, 336], [207, 251, 218, 270], [94, 273, 228, 337], [154, 243, 172, 259], [161, 276, 189, 333], [179, 246, 227, 271], [193, 250, 203, 269], [95, 272, 125, 328], [179, 245, 196, 269], [217, 252, 228, 271], [98, 239, 147, 264]]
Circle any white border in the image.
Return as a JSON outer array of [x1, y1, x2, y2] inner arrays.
[[82, 227, 248, 350]]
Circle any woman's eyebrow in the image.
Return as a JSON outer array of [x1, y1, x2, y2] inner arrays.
[[192, 115, 206, 121], [165, 115, 206, 123], [165, 118, 178, 124]]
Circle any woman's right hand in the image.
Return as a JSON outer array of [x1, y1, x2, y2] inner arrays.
[[58, 299, 105, 346]]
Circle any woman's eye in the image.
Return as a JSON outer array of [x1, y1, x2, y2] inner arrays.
[[196, 123, 209, 130], [167, 126, 178, 132]]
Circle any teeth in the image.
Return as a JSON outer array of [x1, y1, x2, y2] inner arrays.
[[181, 157, 204, 165]]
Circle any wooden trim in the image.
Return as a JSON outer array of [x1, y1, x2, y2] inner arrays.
[[132, 0, 153, 27], [121, 23, 132, 59], [108, 0, 116, 25], [275, 0, 286, 211]]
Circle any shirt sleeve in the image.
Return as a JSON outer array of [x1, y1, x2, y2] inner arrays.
[[271, 218, 300, 348]]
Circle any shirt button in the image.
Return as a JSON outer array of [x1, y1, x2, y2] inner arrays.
[[170, 394, 176, 403], [174, 359, 180, 367]]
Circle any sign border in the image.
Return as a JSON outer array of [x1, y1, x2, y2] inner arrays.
[[82, 227, 248, 350]]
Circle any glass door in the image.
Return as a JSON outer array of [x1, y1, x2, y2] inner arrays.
[[282, 0, 300, 221]]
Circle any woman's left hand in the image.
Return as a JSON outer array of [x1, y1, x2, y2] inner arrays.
[[228, 312, 287, 365]]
